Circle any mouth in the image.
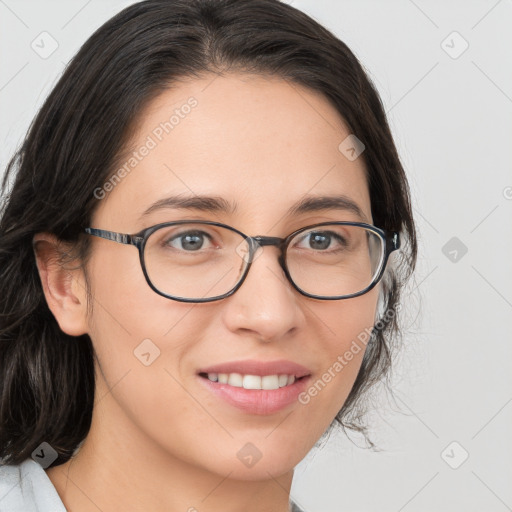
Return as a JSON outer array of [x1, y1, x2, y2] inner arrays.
[[197, 372, 310, 391], [195, 359, 312, 414]]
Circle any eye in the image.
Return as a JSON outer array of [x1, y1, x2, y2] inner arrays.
[[294, 230, 348, 251], [165, 230, 215, 251]]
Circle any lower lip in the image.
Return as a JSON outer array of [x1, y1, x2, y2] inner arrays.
[[197, 375, 311, 415]]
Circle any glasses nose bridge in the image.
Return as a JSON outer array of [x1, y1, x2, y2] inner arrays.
[[251, 235, 287, 252], [249, 235, 288, 268]]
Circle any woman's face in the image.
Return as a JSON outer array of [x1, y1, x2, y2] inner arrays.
[[82, 73, 379, 479]]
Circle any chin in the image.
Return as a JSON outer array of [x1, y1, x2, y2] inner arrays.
[[207, 449, 299, 481]]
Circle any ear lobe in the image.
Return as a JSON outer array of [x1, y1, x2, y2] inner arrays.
[[32, 232, 89, 336]]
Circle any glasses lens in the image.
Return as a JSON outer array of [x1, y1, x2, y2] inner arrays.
[[144, 223, 249, 300], [286, 224, 385, 297]]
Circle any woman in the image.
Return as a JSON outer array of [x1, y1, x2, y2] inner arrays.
[[0, 1, 417, 510]]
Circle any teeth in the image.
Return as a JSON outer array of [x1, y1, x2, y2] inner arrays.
[[206, 372, 297, 390]]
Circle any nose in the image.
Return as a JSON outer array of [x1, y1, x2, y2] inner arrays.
[[220, 244, 306, 341]]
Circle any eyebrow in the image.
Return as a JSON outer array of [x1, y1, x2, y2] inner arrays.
[[139, 193, 369, 222]]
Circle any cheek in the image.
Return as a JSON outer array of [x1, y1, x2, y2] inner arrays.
[[298, 287, 379, 426], [84, 246, 205, 397], [85, 244, 188, 338]]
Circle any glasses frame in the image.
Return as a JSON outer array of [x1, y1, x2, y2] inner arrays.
[[84, 220, 400, 303]]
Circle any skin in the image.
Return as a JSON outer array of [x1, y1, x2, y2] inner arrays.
[[34, 73, 380, 512]]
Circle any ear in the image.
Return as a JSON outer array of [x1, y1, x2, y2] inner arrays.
[[32, 232, 89, 336]]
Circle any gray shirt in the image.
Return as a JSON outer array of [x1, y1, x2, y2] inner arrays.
[[1, 458, 306, 512]]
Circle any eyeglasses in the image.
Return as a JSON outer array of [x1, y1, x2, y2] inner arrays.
[[83, 220, 400, 303]]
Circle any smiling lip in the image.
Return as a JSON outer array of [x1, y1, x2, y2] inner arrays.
[[196, 359, 312, 415], [196, 359, 311, 378]]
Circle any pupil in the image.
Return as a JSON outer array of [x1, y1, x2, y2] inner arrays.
[[182, 233, 203, 250], [310, 233, 329, 250]]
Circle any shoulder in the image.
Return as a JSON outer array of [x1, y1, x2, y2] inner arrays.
[[0, 458, 67, 512]]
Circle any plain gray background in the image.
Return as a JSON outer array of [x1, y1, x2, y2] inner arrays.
[[1, 1, 511, 511]]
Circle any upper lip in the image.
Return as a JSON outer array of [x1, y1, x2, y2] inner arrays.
[[197, 359, 311, 378]]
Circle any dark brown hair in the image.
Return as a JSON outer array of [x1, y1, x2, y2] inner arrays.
[[0, 0, 417, 467]]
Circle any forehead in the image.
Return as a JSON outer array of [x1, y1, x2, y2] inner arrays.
[[92, 73, 371, 228]]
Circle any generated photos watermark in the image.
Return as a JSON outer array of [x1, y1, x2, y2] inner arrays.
[[298, 303, 401, 405], [93, 96, 198, 200]]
